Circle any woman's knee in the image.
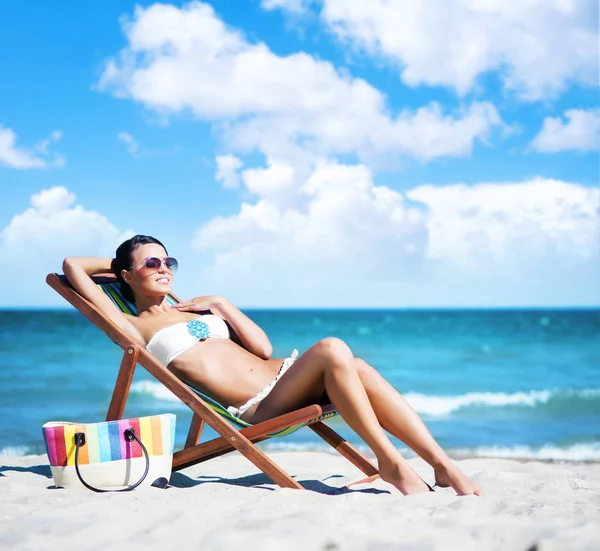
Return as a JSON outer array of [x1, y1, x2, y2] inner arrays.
[[314, 337, 353, 366]]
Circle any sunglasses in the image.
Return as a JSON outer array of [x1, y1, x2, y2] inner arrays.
[[138, 256, 179, 273]]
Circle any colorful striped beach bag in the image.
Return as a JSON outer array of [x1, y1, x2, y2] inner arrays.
[[42, 414, 176, 492]]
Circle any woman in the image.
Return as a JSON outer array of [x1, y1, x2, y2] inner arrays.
[[63, 235, 482, 496]]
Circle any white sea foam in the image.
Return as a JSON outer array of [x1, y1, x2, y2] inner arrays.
[[263, 441, 600, 461], [404, 388, 600, 416], [131, 380, 600, 417], [450, 443, 600, 461], [0, 446, 30, 457], [128, 381, 600, 461], [263, 441, 341, 453], [130, 380, 184, 404]]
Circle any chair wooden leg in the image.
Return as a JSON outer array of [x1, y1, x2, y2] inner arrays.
[[184, 414, 204, 449], [174, 433, 302, 488], [309, 421, 379, 477], [174, 405, 328, 471], [173, 407, 336, 489], [176, 418, 303, 489], [173, 435, 269, 469], [106, 346, 139, 422]]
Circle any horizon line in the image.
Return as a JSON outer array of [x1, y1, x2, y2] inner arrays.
[[1, 305, 599, 312]]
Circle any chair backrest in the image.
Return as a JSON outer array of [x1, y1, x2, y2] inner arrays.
[[57, 274, 179, 316], [56, 274, 254, 420], [48, 273, 337, 435]]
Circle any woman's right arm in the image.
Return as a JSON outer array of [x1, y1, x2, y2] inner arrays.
[[62, 257, 144, 344]]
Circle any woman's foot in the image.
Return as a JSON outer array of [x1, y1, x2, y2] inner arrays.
[[434, 462, 483, 496], [379, 459, 433, 495]]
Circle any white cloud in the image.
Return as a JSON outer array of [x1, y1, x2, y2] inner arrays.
[[531, 109, 600, 153], [191, 164, 600, 307], [407, 178, 599, 270], [0, 126, 64, 169], [261, 0, 311, 14], [0, 187, 134, 305], [242, 159, 297, 198], [215, 154, 243, 188], [117, 131, 141, 157], [270, 0, 598, 100], [1, 186, 133, 255], [30, 187, 76, 214], [99, 2, 503, 165]]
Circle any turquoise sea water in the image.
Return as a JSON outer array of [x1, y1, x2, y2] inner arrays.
[[1, 309, 598, 460]]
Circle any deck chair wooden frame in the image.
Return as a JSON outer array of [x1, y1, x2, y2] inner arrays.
[[46, 273, 379, 489]]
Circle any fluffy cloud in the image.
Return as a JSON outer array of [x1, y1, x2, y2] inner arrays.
[[192, 163, 599, 307], [269, 0, 598, 100], [408, 179, 599, 270], [215, 154, 243, 188], [531, 109, 600, 153], [0, 126, 64, 169], [196, 162, 425, 263], [0, 187, 133, 305], [99, 2, 503, 164], [2, 186, 133, 255], [242, 159, 297, 200]]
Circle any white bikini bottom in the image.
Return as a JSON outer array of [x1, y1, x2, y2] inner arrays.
[[227, 349, 299, 419]]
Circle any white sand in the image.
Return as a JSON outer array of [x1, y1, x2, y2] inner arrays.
[[1, 451, 599, 551]]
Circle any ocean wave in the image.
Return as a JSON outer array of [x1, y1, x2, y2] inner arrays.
[[130, 380, 600, 417], [0, 446, 30, 457], [130, 381, 183, 404], [404, 388, 600, 416], [450, 443, 600, 461], [262, 441, 342, 452], [262, 441, 600, 461]]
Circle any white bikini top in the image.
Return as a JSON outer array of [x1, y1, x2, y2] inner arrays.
[[146, 314, 231, 367]]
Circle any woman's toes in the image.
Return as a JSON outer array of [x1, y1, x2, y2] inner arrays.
[[434, 464, 482, 496]]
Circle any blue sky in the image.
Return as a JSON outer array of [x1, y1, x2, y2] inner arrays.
[[0, 0, 598, 307]]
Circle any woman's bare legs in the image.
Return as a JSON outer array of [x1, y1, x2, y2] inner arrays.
[[249, 338, 431, 495], [355, 359, 483, 496]]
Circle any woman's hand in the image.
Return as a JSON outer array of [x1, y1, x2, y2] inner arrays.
[[173, 295, 272, 359], [171, 295, 220, 312]]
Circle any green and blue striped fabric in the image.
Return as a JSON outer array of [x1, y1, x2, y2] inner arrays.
[[198, 391, 338, 437], [93, 277, 338, 438], [98, 279, 177, 315]]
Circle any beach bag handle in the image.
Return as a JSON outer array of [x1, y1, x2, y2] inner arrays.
[[73, 428, 150, 493]]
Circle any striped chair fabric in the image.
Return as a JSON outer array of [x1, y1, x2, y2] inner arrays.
[[95, 277, 338, 437]]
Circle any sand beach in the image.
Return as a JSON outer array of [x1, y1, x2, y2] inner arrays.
[[1, 451, 599, 551]]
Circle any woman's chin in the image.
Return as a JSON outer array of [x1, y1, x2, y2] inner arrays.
[[148, 285, 171, 296]]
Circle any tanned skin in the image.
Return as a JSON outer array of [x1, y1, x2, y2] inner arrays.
[[63, 243, 482, 496]]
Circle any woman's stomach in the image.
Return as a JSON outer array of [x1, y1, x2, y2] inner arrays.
[[167, 338, 285, 407]]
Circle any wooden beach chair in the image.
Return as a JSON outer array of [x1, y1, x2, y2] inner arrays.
[[46, 273, 379, 489]]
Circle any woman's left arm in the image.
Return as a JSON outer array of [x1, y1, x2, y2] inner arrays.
[[173, 295, 273, 359], [212, 297, 273, 359]]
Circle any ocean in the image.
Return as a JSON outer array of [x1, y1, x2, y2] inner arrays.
[[1, 309, 598, 461]]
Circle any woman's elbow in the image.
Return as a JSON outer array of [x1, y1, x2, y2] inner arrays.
[[259, 343, 273, 360], [62, 257, 74, 274]]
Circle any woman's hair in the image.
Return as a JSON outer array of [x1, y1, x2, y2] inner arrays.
[[111, 234, 168, 303]]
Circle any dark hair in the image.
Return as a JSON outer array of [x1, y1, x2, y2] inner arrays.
[[111, 235, 168, 303]]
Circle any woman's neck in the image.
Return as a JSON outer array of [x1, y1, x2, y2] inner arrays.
[[135, 295, 170, 315]]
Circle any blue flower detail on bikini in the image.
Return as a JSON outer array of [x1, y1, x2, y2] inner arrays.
[[187, 319, 210, 340]]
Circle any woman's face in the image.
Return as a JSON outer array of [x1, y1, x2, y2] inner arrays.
[[121, 243, 175, 299]]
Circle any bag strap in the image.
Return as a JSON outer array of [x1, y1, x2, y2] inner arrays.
[[73, 429, 150, 493]]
